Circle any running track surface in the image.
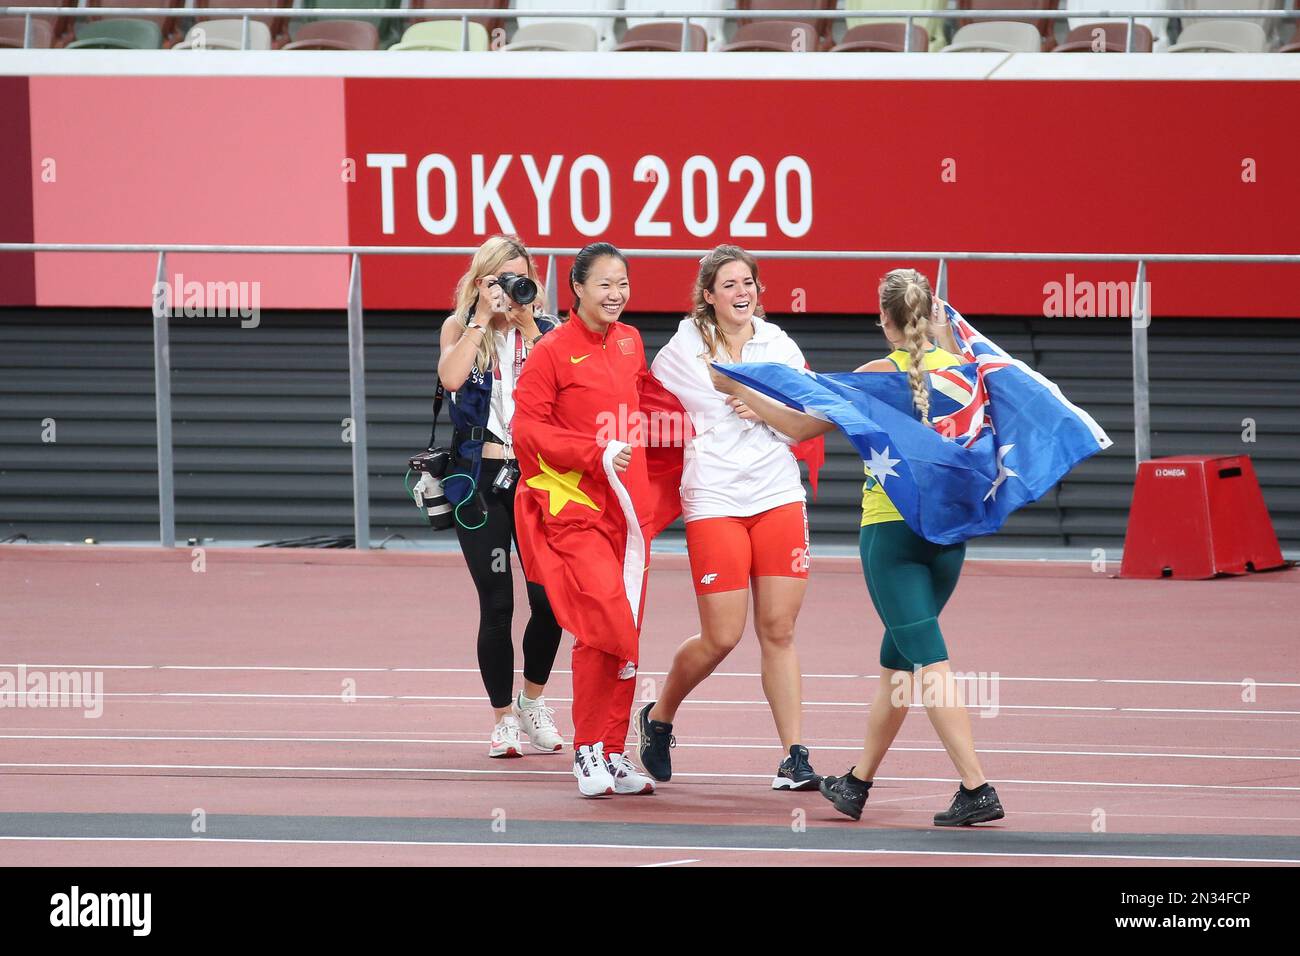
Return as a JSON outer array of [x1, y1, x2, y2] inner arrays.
[[1, 545, 1297, 868]]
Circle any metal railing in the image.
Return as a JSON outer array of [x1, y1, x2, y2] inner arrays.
[[2, 241, 1298, 547], [4, 6, 1298, 53]]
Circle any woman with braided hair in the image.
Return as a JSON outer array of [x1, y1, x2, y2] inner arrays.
[[706, 267, 1004, 827]]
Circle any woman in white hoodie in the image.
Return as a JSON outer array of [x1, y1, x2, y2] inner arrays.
[[635, 245, 820, 791]]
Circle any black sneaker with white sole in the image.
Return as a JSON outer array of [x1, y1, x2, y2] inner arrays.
[[636, 702, 675, 782], [771, 744, 819, 791], [819, 768, 872, 820], [933, 783, 1005, 826]]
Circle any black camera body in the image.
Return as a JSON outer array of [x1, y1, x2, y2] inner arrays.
[[408, 447, 454, 530], [494, 271, 538, 306]]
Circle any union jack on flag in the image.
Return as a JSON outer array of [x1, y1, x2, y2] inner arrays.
[[715, 302, 1113, 545]]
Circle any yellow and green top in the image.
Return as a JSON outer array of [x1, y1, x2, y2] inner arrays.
[[860, 346, 962, 527]]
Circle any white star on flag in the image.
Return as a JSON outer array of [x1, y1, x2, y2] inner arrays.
[[983, 443, 1020, 501], [865, 446, 901, 486]]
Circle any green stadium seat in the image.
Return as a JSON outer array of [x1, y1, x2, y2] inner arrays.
[[64, 18, 164, 50]]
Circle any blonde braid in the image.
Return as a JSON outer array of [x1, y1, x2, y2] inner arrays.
[[879, 269, 933, 426]]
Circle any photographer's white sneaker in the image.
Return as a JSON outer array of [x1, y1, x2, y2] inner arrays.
[[512, 692, 564, 753], [488, 714, 523, 759], [574, 743, 616, 797], [607, 750, 656, 795]]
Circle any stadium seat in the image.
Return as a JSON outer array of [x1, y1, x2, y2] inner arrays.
[[623, 0, 730, 50], [735, 0, 835, 51], [1064, 0, 1173, 51], [390, 20, 490, 50], [282, 20, 381, 50], [1167, 20, 1268, 52], [84, 0, 182, 46], [831, 23, 930, 51], [408, 0, 509, 42], [64, 18, 164, 49], [846, 0, 947, 51], [0, 17, 55, 48], [1180, 0, 1285, 44], [295, 0, 402, 48], [1054, 21, 1153, 51], [513, 0, 621, 51], [172, 20, 273, 50], [0, 0, 68, 47], [942, 21, 1043, 52], [958, 0, 1058, 50], [614, 22, 710, 51], [719, 21, 819, 51], [191, 0, 291, 48], [502, 22, 600, 51]]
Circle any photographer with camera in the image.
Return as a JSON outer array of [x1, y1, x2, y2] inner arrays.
[[435, 235, 565, 759]]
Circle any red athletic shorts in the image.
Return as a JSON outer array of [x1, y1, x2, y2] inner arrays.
[[684, 501, 810, 596]]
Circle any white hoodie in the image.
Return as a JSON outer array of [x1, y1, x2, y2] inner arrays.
[[651, 315, 808, 522]]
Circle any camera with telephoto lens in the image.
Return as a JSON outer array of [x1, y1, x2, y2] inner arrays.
[[408, 447, 454, 530], [493, 272, 537, 306]]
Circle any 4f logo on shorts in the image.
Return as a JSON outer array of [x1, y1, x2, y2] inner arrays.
[[699, 573, 718, 585]]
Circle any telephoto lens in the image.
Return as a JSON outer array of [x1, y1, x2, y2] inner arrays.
[[412, 472, 453, 530], [495, 272, 538, 306]]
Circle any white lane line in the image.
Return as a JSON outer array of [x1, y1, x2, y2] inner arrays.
[[2, 664, 1296, 688], [4, 734, 1300, 763], [56, 692, 1300, 716], [638, 858, 701, 868], [0, 836, 1294, 865], [2, 762, 1297, 791]]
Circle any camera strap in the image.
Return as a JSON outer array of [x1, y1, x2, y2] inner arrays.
[[428, 380, 445, 449]]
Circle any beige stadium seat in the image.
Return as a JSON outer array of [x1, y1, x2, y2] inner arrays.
[[502, 22, 599, 51], [389, 20, 490, 50], [1167, 20, 1268, 52], [1181, 0, 1284, 43], [941, 21, 1043, 52], [512, 0, 620, 50], [958, 0, 1058, 50], [173, 19, 273, 50], [192, 0, 290, 47]]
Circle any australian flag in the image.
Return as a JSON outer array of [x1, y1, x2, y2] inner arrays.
[[716, 302, 1113, 545]]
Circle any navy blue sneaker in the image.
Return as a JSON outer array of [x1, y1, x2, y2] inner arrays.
[[635, 702, 675, 782], [772, 744, 819, 791]]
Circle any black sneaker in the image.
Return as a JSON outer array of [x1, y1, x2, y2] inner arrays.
[[819, 768, 872, 820], [772, 744, 819, 791], [635, 702, 675, 782], [934, 783, 1005, 826]]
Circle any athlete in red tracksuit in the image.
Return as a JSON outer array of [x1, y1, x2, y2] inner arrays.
[[511, 243, 683, 798]]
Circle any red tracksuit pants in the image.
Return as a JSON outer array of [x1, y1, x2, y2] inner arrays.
[[570, 566, 650, 754]]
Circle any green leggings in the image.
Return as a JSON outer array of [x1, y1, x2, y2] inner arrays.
[[859, 520, 966, 671]]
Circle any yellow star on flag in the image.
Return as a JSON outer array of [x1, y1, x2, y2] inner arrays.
[[526, 454, 599, 517]]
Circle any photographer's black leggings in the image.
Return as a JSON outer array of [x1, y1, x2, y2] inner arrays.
[[455, 458, 563, 710]]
